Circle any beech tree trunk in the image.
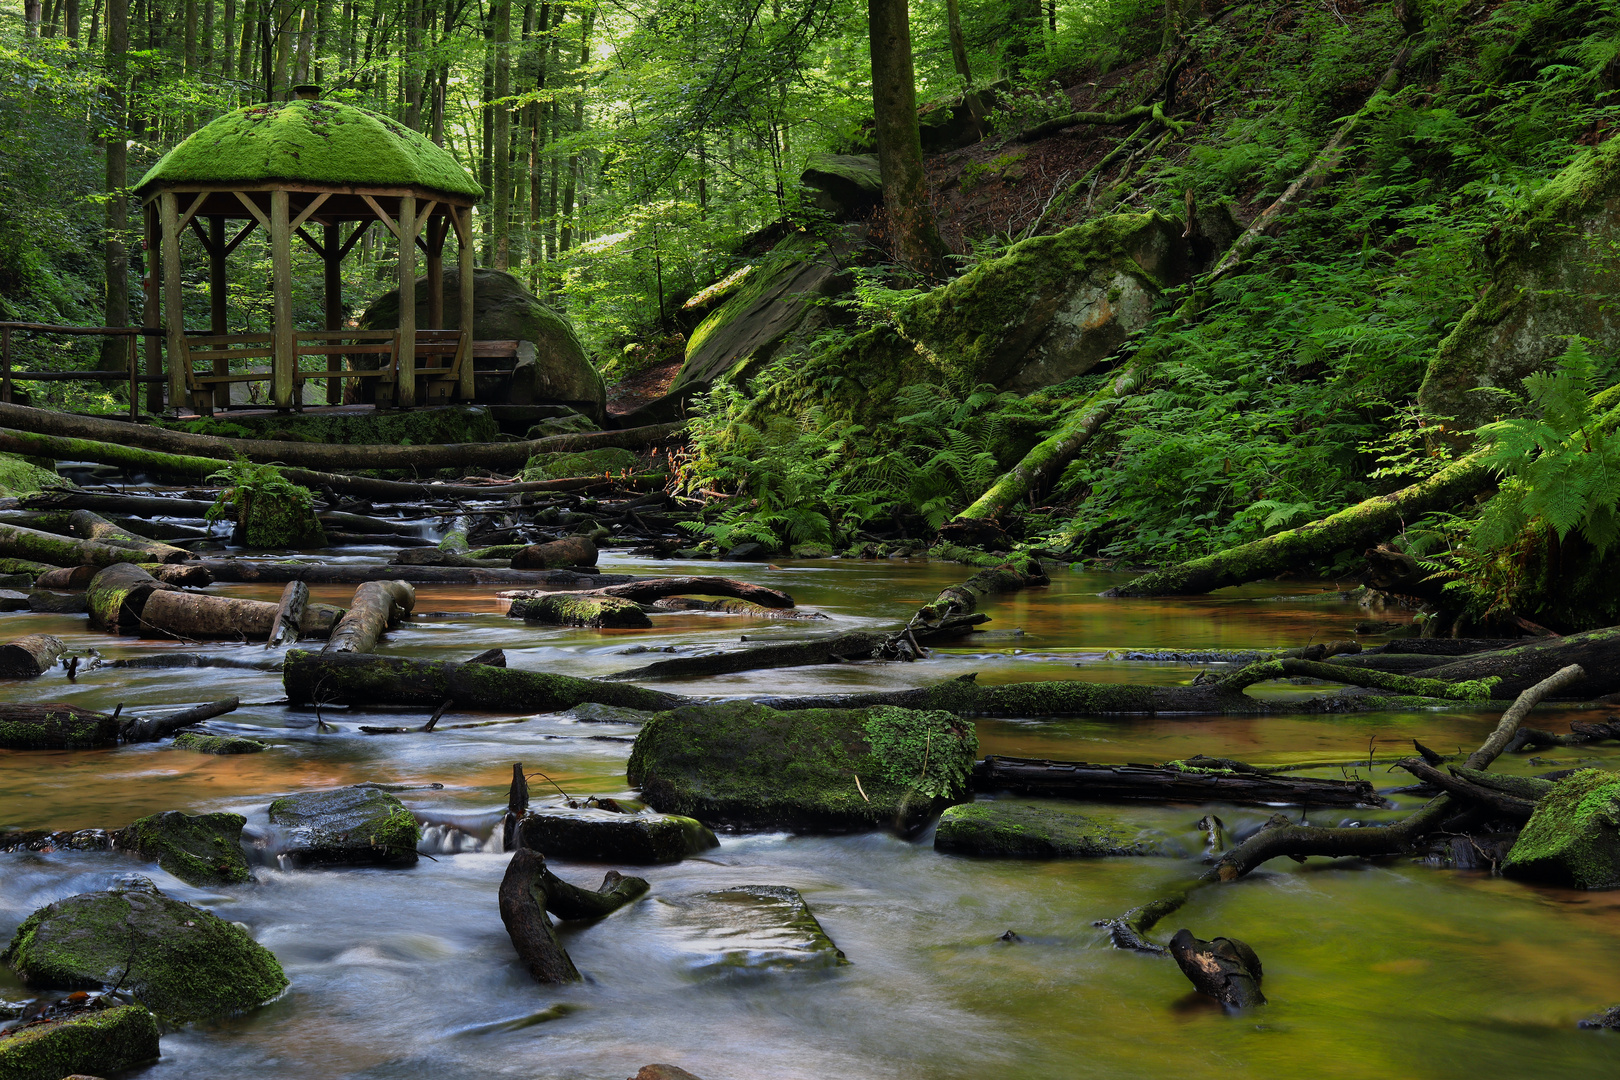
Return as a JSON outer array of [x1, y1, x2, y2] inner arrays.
[[868, 0, 951, 277]]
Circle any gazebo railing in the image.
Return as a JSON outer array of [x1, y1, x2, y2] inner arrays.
[[0, 322, 168, 422], [182, 330, 401, 414]]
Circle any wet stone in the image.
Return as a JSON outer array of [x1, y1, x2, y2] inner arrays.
[[115, 810, 251, 887], [563, 703, 654, 724], [0, 1003, 160, 1080], [657, 885, 847, 975], [933, 801, 1176, 859], [267, 785, 420, 869], [516, 807, 718, 865], [1, 880, 287, 1021], [172, 731, 268, 755]]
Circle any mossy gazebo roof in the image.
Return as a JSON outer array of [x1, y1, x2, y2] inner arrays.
[[136, 97, 482, 201]]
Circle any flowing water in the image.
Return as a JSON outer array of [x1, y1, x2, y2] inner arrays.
[[4, 552, 1620, 1079]]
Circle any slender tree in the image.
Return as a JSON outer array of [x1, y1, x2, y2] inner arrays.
[[100, 0, 130, 370], [868, 0, 950, 276]]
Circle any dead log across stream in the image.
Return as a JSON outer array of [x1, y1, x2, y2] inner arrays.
[[603, 632, 891, 682], [502, 576, 796, 610], [136, 590, 342, 641], [0, 520, 186, 570], [67, 510, 193, 563], [324, 581, 415, 654], [972, 756, 1390, 808], [0, 633, 66, 678], [0, 697, 240, 749], [192, 561, 634, 586]]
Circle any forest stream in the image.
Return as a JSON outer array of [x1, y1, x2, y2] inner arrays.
[[4, 548, 1619, 1080]]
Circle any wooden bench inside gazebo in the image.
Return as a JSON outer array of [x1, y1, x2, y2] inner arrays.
[[134, 85, 487, 414]]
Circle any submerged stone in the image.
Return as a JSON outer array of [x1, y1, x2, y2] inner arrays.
[[516, 807, 718, 865], [115, 810, 252, 887], [171, 731, 267, 755], [267, 785, 420, 868], [0, 1003, 159, 1080], [933, 801, 1172, 858], [626, 701, 977, 834], [1502, 768, 1620, 889], [657, 885, 847, 975], [1, 880, 287, 1020]]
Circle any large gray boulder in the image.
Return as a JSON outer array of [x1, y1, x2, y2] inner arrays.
[[362, 267, 606, 421], [267, 785, 420, 868], [1419, 137, 1620, 436], [2, 878, 287, 1020]]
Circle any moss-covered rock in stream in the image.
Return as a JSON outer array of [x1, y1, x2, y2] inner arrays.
[[235, 486, 326, 548], [516, 807, 719, 865], [171, 731, 267, 755], [157, 405, 498, 447], [656, 885, 846, 975], [267, 785, 420, 868], [625, 701, 977, 833], [520, 447, 639, 481], [0, 454, 65, 499], [1502, 769, 1620, 889], [0, 1003, 160, 1080], [1, 879, 287, 1020], [933, 801, 1173, 858], [115, 811, 252, 886], [1419, 136, 1620, 436]]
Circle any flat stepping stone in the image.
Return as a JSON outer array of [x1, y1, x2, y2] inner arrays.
[[656, 884, 846, 974], [516, 807, 717, 864], [267, 785, 420, 868], [934, 801, 1175, 858]]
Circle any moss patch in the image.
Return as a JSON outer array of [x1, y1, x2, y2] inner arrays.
[[1503, 768, 1620, 889], [172, 731, 268, 755], [0, 454, 65, 499], [115, 810, 252, 886], [625, 701, 977, 833], [0, 1003, 160, 1080], [519, 447, 638, 482], [933, 801, 1171, 858], [2, 881, 287, 1020], [137, 97, 482, 198]]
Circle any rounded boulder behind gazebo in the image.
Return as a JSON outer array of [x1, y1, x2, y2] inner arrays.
[[134, 87, 484, 412]]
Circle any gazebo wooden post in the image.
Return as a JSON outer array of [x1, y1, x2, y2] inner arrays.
[[208, 215, 228, 383], [457, 205, 475, 401], [324, 221, 343, 406], [396, 194, 417, 408], [143, 202, 163, 413], [159, 190, 188, 410], [270, 188, 295, 409], [426, 216, 446, 331]]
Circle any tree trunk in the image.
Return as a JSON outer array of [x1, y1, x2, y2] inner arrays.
[[868, 0, 951, 277], [268, 580, 308, 646], [0, 703, 122, 749], [491, 0, 512, 267], [136, 589, 342, 640], [119, 696, 241, 741], [194, 560, 631, 586], [0, 634, 67, 678], [972, 756, 1389, 808], [100, 0, 130, 373], [601, 631, 891, 682], [68, 509, 193, 563], [0, 521, 175, 572], [323, 580, 414, 653], [283, 649, 693, 711], [503, 576, 796, 608]]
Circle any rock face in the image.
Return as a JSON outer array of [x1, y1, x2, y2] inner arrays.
[[361, 268, 606, 421], [801, 154, 881, 220], [626, 701, 977, 833], [673, 232, 852, 394], [1502, 768, 1620, 889], [658, 885, 846, 974], [0, 1004, 160, 1080], [516, 807, 719, 864], [2, 880, 288, 1020], [267, 785, 420, 868], [115, 810, 252, 886], [1419, 137, 1620, 436], [933, 801, 1171, 858]]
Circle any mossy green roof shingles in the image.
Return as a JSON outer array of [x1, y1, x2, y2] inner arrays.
[[137, 99, 483, 200]]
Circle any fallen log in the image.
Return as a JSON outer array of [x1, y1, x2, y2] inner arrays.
[[67, 509, 193, 563], [511, 536, 598, 569], [0, 633, 66, 678], [268, 581, 308, 647], [1169, 929, 1266, 1008], [972, 756, 1390, 807], [924, 557, 1048, 619], [136, 589, 343, 641], [193, 560, 631, 587], [1393, 759, 1536, 821], [0, 557, 64, 581], [508, 593, 652, 628], [0, 519, 180, 570], [23, 489, 218, 517], [284, 650, 692, 712], [118, 696, 240, 741], [86, 563, 175, 631], [501, 576, 795, 609], [0, 399, 684, 473], [602, 631, 890, 682], [35, 564, 101, 589], [648, 597, 830, 620], [0, 696, 240, 748], [324, 581, 415, 654]]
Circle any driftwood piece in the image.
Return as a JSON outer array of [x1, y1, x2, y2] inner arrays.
[[119, 697, 241, 741], [1393, 759, 1536, 821], [1169, 930, 1266, 1008], [67, 509, 193, 563], [972, 756, 1389, 808], [503, 576, 796, 609], [283, 650, 692, 712], [499, 847, 583, 983], [192, 560, 631, 587], [603, 631, 890, 682], [0, 633, 66, 678], [323, 581, 415, 653], [268, 581, 309, 647], [511, 536, 598, 569]]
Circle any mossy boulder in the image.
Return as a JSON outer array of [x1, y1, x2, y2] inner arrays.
[[674, 232, 852, 393], [1419, 136, 1620, 437], [235, 487, 326, 549], [172, 731, 267, 755], [1, 880, 288, 1020], [0, 454, 64, 499], [0, 1003, 159, 1080], [520, 447, 638, 481], [933, 801, 1172, 858], [361, 268, 605, 421], [801, 154, 881, 220], [267, 785, 420, 868], [625, 701, 977, 833], [135, 96, 482, 198], [1502, 768, 1620, 889], [115, 810, 251, 887], [516, 807, 719, 865], [658, 885, 846, 974]]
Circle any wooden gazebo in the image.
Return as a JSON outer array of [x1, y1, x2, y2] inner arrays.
[[134, 86, 484, 412]]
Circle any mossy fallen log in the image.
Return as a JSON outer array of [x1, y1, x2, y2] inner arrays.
[[283, 650, 693, 711], [86, 563, 175, 631], [510, 535, 598, 569], [501, 576, 796, 609], [192, 559, 632, 586], [0, 519, 182, 570], [67, 509, 193, 563], [136, 589, 342, 641], [602, 631, 889, 681], [972, 756, 1390, 807], [0, 697, 238, 748]]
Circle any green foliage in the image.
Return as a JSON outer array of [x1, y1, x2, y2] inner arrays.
[[862, 707, 977, 801], [205, 457, 326, 548]]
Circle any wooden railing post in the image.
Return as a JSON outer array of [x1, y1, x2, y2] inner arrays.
[[127, 331, 138, 422], [2, 324, 11, 404]]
